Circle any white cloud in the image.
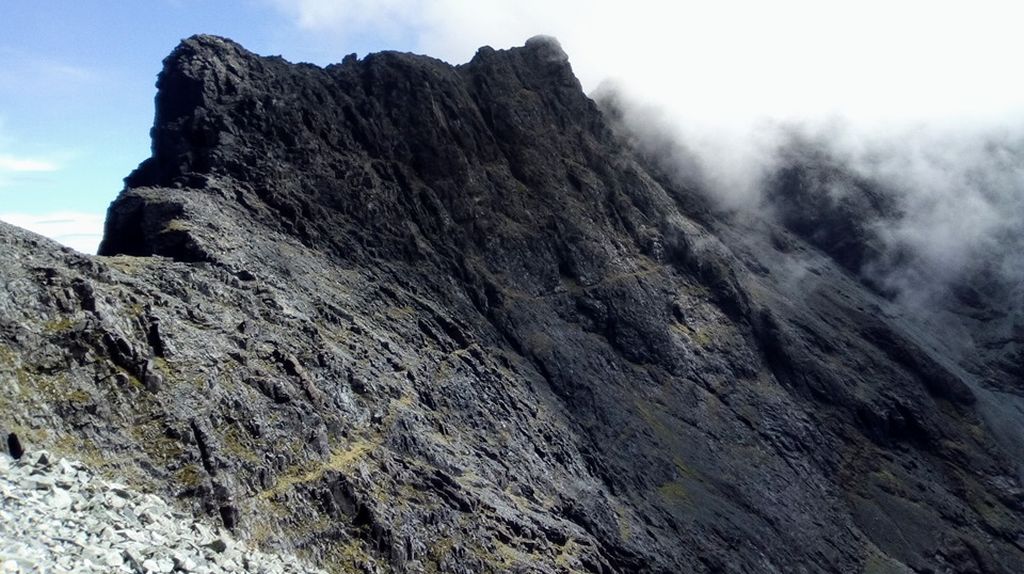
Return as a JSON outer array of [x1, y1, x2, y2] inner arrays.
[[270, 0, 1024, 126], [0, 212, 104, 254], [276, 0, 421, 31], [0, 119, 63, 184], [0, 154, 60, 173]]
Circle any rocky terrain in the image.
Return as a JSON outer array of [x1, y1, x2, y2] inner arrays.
[[1, 35, 1022, 573], [0, 451, 325, 573]]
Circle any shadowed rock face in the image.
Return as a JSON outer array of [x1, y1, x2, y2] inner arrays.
[[2, 34, 1023, 573]]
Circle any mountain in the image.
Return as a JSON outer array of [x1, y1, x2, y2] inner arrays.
[[2, 35, 1022, 573]]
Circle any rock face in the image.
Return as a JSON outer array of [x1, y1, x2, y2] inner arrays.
[[1, 34, 1023, 573]]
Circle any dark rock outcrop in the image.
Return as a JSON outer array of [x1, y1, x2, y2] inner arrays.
[[2, 35, 1023, 573]]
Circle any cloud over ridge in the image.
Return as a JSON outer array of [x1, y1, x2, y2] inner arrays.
[[269, 0, 1024, 313]]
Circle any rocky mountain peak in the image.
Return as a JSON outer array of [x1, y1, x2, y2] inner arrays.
[[5, 36, 1024, 573], [101, 33, 603, 264]]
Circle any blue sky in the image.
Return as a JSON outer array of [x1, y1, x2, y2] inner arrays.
[[2, 1, 1022, 253]]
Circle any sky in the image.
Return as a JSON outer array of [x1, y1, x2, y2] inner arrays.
[[1, 0, 1023, 253]]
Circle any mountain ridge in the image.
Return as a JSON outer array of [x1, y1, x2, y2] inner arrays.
[[2, 35, 1022, 573]]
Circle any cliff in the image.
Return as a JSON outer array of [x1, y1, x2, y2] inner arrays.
[[1, 35, 1022, 573]]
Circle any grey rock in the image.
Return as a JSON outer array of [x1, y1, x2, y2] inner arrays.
[[0, 452, 325, 574], [27, 451, 50, 469], [172, 552, 198, 572], [124, 546, 147, 571], [105, 549, 125, 568], [201, 539, 227, 554], [47, 489, 72, 510]]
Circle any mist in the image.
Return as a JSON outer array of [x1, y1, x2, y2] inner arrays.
[[853, 127, 1024, 297], [598, 82, 1023, 316]]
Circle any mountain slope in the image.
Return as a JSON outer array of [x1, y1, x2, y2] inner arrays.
[[2, 35, 1022, 573]]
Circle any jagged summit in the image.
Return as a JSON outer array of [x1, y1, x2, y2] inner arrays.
[[4, 36, 1024, 574], [100, 34, 598, 263]]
